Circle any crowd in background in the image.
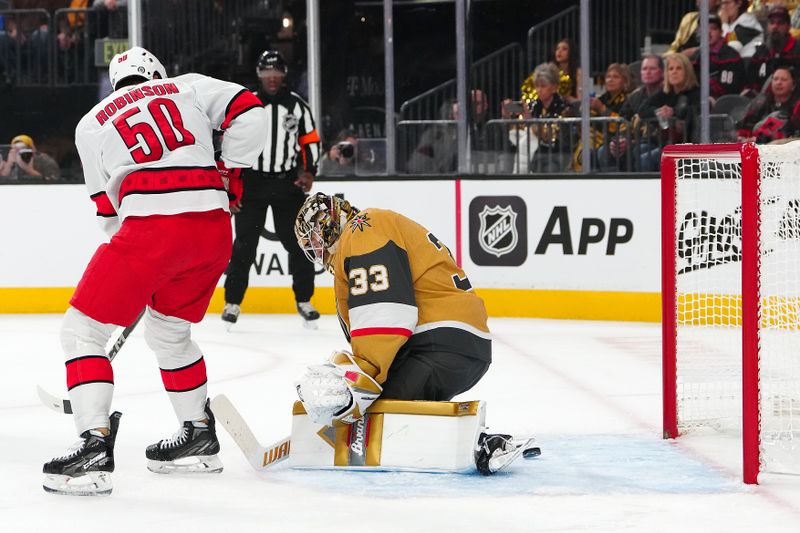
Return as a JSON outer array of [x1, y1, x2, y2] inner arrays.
[[405, 0, 800, 174], [5, 0, 800, 179]]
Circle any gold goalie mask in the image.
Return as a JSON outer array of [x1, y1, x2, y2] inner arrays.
[[294, 192, 359, 272]]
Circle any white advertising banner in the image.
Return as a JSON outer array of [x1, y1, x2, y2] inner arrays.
[[0, 179, 660, 292], [0, 182, 455, 289], [459, 179, 661, 291], [0, 185, 104, 287]]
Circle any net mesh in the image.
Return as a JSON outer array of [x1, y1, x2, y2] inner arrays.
[[675, 157, 743, 433], [673, 143, 800, 473], [754, 145, 800, 472]]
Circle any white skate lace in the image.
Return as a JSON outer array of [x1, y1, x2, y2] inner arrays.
[[223, 303, 240, 315], [159, 426, 189, 449], [53, 438, 86, 461]]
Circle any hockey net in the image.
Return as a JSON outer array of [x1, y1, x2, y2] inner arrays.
[[662, 142, 800, 484]]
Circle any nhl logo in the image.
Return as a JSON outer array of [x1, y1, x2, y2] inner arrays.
[[283, 114, 299, 133], [469, 195, 527, 266], [478, 205, 518, 257]]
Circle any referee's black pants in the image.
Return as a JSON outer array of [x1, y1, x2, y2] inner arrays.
[[224, 171, 314, 305]]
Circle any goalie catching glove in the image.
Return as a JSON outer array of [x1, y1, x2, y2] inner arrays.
[[295, 350, 382, 427]]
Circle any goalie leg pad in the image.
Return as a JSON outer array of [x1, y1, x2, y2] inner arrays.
[[290, 399, 486, 473]]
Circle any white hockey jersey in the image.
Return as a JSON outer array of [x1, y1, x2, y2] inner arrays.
[[75, 73, 267, 236]]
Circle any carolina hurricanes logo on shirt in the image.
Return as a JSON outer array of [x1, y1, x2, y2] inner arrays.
[[350, 213, 371, 232]]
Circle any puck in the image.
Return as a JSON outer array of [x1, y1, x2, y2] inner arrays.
[[522, 446, 541, 459]]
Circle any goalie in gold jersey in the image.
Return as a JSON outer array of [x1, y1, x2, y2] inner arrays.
[[293, 192, 491, 428]]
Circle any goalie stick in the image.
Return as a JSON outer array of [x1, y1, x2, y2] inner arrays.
[[210, 394, 291, 471], [37, 308, 146, 415]]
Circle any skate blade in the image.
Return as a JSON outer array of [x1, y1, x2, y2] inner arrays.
[[301, 318, 319, 330], [43, 472, 112, 496], [147, 454, 223, 474], [224, 322, 234, 332]]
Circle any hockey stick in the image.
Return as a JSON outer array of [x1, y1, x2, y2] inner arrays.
[[210, 394, 291, 471], [37, 308, 146, 415]]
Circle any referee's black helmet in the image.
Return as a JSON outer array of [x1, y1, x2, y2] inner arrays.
[[256, 50, 288, 75]]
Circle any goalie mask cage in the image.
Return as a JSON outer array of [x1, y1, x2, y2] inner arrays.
[[662, 142, 800, 484]]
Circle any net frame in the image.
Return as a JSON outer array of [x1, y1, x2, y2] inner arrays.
[[661, 143, 762, 484]]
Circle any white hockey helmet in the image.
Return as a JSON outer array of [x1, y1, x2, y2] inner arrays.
[[109, 46, 167, 90]]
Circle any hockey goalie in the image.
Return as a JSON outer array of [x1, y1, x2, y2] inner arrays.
[[285, 193, 534, 475]]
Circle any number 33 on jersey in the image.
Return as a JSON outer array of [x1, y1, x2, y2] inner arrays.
[[332, 208, 492, 385]]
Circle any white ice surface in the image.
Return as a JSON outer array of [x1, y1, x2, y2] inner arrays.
[[3, 314, 800, 532]]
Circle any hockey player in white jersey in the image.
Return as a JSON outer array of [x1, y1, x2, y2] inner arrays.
[[42, 47, 267, 496]]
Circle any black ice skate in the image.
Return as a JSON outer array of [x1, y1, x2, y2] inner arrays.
[[146, 399, 223, 474], [43, 411, 122, 496], [221, 303, 240, 329], [296, 301, 320, 329], [474, 432, 538, 476]]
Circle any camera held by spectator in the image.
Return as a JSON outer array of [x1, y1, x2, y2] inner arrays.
[[336, 141, 355, 160], [320, 129, 358, 175], [0, 134, 61, 180]]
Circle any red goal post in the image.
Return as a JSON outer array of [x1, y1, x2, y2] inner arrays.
[[662, 142, 800, 484]]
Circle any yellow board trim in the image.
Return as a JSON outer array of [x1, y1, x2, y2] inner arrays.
[[293, 399, 481, 417], [476, 288, 662, 322], [0, 287, 662, 322]]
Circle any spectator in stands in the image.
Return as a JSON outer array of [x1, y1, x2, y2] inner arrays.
[[513, 62, 572, 173], [588, 63, 632, 172], [456, 88, 491, 169], [320, 128, 358, 176], [0, 134, 60, 180], [690, 15, 746, 99], [719, 0, 764, 59], [407, 89, 488, 174], [57, 1, 84, 52], [520, 39, 581, 105], [747, 6, 800, 93], [669, 0, 721, 54], [599, 55, 664, 172], [406, 101, 457, 174], [91, 0, 128, 98], [791, 2, 800, 35], [90, 0, 127, 47], [738, 66, 800, 142], [0, 1, 51, 82], [638, 53, 702, 171]]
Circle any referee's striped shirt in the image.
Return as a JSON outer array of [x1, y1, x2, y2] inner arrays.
[[252, 87, 320, 174]]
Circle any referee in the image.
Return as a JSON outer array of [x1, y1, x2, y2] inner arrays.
[[222, 50, 322, 328]]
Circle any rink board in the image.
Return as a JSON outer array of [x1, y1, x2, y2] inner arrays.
[[0, 178, 660, 320]]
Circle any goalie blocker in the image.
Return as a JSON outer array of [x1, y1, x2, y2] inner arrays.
[[289, 399, 534, 474]]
